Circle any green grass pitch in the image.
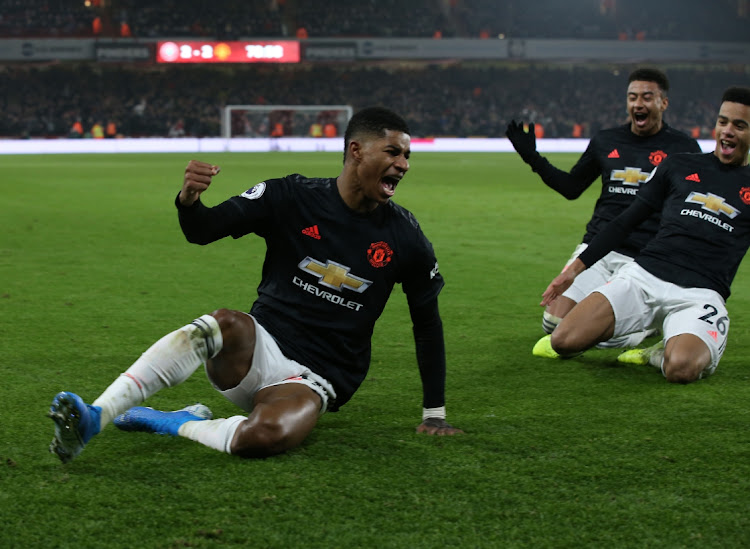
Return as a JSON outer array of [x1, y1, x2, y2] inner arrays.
[[2, 152, 750, 548]]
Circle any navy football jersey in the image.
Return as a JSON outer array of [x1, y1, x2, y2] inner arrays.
[[533, 123, 701, 257], [635, 153, 750, 300], [572, 124, 701, 255], [178, 174, 444, 410]]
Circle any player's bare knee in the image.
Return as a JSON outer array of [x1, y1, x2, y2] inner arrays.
[[231, 416, 290, 458], [663, 365, 701, 384], [550, 321, 595, 357], [549, 327, 575, 355], [662, 352, 703, 384], [206, 309, 256, 389], [209, 309, 255, 347], [211, 308, 242, 335]]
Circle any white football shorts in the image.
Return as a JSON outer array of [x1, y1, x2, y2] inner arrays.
[[595, 261, 728, 375], [206, 314, 337, 414], [561, 243, 634, 304]]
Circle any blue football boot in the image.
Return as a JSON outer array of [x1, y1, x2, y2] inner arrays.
[[48, 391, 102, 463], [114, 404, 212, 436]]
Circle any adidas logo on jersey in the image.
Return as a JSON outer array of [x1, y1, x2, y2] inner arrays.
[[607, 149, 620, 158], [302, 225, 321, 239], [685, 173, 701, 182]]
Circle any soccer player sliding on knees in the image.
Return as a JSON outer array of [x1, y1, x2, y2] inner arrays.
[[48, 107, 463, 463]]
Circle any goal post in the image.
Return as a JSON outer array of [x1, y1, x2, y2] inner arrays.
[[222, 105, 353, 138]]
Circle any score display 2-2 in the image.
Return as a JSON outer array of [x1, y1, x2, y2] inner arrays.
[[157, 41, 300, 63]]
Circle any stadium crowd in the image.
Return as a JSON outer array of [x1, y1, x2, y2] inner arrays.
[[0, 0, 747, 42], [1, 1, 748, 139], [1, 62, 746, 139]]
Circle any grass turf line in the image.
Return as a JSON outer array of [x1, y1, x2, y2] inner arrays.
[[2, 153, 750, 548]]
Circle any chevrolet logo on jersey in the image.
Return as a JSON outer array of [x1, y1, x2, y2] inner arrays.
[[685, 192, 739, 218], [609, 167, 652, 196], [298, 257, 372, 293], [610, 167, 651, 186]]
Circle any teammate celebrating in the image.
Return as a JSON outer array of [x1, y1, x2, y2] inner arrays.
[[541, 87, 750, 383], [506, 68, 702, 358], [48, 107, 463, 463]]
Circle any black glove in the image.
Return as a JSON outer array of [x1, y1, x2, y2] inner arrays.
[[506, 120, 539, 165]]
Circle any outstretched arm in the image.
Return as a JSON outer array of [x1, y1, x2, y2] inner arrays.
[[541, 258, 586, 307], [410, 298, 464, 436], [540, 198, 657, 306], [505, 120, 600, 199]]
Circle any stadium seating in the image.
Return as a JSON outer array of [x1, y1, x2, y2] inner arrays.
[[0, 63, 739, 139], [0, 0, 746, 138], [0, 0, 746, 41]]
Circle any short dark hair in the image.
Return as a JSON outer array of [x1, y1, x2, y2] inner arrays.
[[628, 67, 670, 95], [343, 106, 410, 162], [721, 86, 750, 107]]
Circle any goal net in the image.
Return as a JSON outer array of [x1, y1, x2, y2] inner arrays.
[[222, 105, 353, 138]]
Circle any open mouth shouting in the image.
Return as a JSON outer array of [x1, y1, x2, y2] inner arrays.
[[381, 174, 401, 197], [632, 110, 650, 130], [717, 138, 741, 164], [720, 139, 736, 157]]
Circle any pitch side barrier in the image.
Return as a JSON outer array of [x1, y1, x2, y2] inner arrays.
[[0, 138, 716, 155]]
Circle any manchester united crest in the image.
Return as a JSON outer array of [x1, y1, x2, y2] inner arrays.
[[367, 241, 393, 268], [648, 150, 667, 166], [740, 187, 750, 205]]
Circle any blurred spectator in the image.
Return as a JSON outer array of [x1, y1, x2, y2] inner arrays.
[[270, 120, 284, 137], [69, 117, 84, 138], [309, 121, 323, 137], [106, 119, 118, 138], [90, 119, 104, 139], [168, 118, 186, 137], [323, 121, 338, 138], [132, 98, 147, 117], [91, 15, 102, 36]]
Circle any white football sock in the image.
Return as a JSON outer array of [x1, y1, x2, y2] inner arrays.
[[542, 311, 562, 335], [92, 315, 223, 428], [653, 351, 666, 371], [178, 416, 245, 454]]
